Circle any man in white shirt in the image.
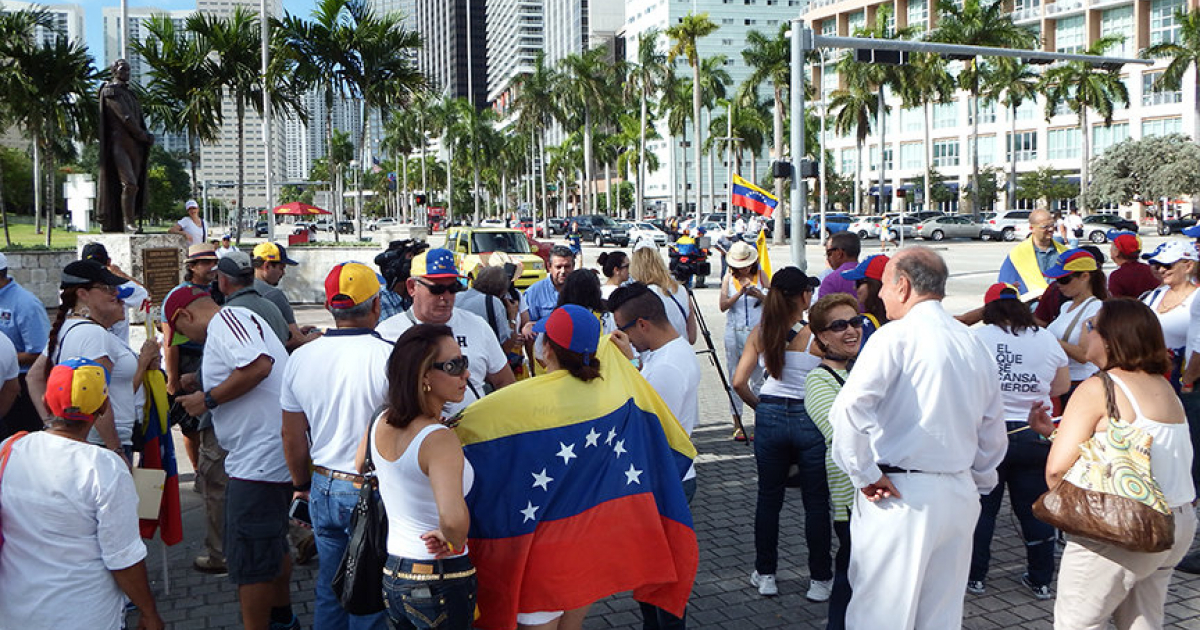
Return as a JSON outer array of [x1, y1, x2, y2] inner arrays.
[[216, 235, 237, 258], [829, 246, 1006, 630], [167, 287, 299, 630], [377, 248, 514, 420], [0, 333, 19, 420], [281, 263, 391, 630]]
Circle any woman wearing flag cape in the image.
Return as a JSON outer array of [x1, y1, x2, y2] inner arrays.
[[453, 305, 699, 630]]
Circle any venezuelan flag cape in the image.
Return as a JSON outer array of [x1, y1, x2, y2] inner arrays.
[[138, 368, 182, 545], [732, 174, 779, 218], [455, 338, 699, 630]]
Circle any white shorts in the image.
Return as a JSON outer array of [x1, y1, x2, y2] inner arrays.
[[516, 610, 564, 625]]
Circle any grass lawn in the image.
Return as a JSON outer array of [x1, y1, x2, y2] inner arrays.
[[0, 223, 168, 250]]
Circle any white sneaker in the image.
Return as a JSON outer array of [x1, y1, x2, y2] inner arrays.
[[750, 571, 778, 596], [806, 578, 834, 602]]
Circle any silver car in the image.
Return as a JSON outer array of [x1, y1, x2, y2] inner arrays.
[[916, 215, 984, 241]]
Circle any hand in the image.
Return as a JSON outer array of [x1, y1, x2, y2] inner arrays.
[[138, 339, 160, 367], [302, 329, 324, 343], [179, 373, 199, 392], [609, 331, 635, 361], [292, 490, 309, 502], [166, 377, 180, 396], [136, 610, 164, 630], [745, 287, 764, 301], [861, 474, 901, 502], [1027, 401, 1056, 438], [178, 391, 206, 417], [420, 529, 459, 558], [520, 321, 536, 342]]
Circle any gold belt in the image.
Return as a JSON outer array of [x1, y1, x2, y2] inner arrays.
[[313, 466, 366, 488], [383, 564, 476, 582]]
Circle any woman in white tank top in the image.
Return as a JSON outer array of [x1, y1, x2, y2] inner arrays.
[[1031, 299, 1196, 629], [356, 324, 477, 630], [720, 241, 768, 440]]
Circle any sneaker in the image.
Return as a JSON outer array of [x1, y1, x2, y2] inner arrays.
[[269, 614, 299, 630], [192, 554, 228, 575], [1021, 573, 1053, 600], [750, 571, 778, 596], [966, 580, 986, 595], [806, 578, 833, 602]]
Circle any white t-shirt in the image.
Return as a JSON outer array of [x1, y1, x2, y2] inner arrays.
[[202, 306, 291, 482], [0, 332, 17, 382], [1144, 286, 1198, 354], [1045, 297, 1103, 381], [1185, 292, 1200, 368], [652, 284, 691, 343], [376, 308, 508, 420], [49, 319, 139, 446], [280, 329, 392, 474], [973, 325, 1068, 422], [0, 432, 146, 630], [640, 335, 700, 481], [216, 245, 237, 258], [175, 216, 206, 245]]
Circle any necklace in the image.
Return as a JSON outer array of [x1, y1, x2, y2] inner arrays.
[[1157, 285, 1195, 314]]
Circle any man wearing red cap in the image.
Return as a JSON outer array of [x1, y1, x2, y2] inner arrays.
[[281, 263, 391, 630], [167, 287, 299, 630], [1107, 231, 1159, 299]]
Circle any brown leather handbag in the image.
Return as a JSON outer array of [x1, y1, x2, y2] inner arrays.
[[1033, 372, 1175, 553]]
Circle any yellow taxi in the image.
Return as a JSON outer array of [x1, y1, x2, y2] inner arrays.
[[444, 226, 547, 289]]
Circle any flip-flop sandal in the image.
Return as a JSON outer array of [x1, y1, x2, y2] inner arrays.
[[733, 428, 748, 442]]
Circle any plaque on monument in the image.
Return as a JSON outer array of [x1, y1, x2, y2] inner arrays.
[[142, 247, 180, 304]]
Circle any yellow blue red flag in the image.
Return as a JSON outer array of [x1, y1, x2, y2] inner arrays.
[[755, 229, 773, 279], [732, 174, 779, 218], [454, 338, 698, 630]]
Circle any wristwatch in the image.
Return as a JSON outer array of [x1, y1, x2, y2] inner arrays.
[[203, 391, 219, 410]]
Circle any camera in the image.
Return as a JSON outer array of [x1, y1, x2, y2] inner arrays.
[[374, 238, 429, 292]]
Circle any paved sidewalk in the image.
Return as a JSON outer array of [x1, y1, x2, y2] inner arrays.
[[138, 293, 1200, 629]]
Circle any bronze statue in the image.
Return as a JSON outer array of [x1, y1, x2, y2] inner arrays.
[[97, 59, 153, 233]]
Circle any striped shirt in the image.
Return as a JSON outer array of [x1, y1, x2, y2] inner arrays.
[[804, 366, 855, 522]]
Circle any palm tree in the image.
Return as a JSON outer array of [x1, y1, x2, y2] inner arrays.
[[512, 53, 559, 232], [929, 0, 1035, 215], [0, 7, 54, 245], [984, 57, 1041, 210], [742, 23, 790, 239], [829, 85, 880, 215], [898, 52, 955, 212], [134, 14, 223, 199], [708, 94, 770, 182], [659, 67, 694, 217], [697, 55, 730, 218], [442, 97, 500, 224], [615, 112, 662, 186], [626, 29, 668, 221], [1041, 36, 1129, 211], [667, 13, 719, 218], [558, 46, 615, 215], [380, 109, 422, 221], [1143, 7, 1200, 144]]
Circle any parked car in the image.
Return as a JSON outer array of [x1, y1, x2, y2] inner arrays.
[[443, 226, 548, 289], [627, 221, 669, 247], [368, 217, 398, 231], [548, 217, 571, 235], [336, 220, 355, 234], [849, 215, 886, 239], [574, 214, 629, 246], [313, 218, 335, 232], [1078, 214, 1138, 243], [255, 220, 269, 237], [916, 215, 984, 241], [981, 210, 1032, 241], [878, 215, 922, 240], [805, 213, 853, 238], [1158, 212, 1200, 235]]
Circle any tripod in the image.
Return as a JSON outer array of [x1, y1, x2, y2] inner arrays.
[[686, 286, 747, 441]]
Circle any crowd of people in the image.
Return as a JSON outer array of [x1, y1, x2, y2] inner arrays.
[[2, 204, 1200, 630]]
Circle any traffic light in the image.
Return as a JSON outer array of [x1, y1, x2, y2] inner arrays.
[[799, 159, 819, 178], [772, 161, 792, 178], [414, 193, 427, 205]]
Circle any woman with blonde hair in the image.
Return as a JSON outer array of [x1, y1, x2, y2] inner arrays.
[[629, 247, 697, 344]]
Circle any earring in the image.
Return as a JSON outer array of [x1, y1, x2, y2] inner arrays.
[[423, 383, 431, 393]]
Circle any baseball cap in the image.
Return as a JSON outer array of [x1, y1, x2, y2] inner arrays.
[[81, 242, 110, 264], [1143, 240, 1199, 266], [1107, 231, 1142, 257], [164, 285, 211, 327], [325, 262, 381, 309], [253, 242, 298, 266], [984, 282, 1020, 305], [1044, 249, 1099, 278], [533, 304, 600, 357], [44, 357, 109, 422], [60, 259, 125, 289], [1182, 224, 1200, 238], [217, 250, 254, 277], [187, 243, 219, 261], [771, 266, 821, 295], [185, 199, 199, 210], [841, 254, 889, 282], [410, 248, 462, 279]]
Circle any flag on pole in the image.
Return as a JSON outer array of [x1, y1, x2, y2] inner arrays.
[[732, 174, 779, 218], [755, 229, 773, 279], [138, 311, 181, 545]]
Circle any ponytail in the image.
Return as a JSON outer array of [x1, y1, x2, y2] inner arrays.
[[43, 289, 78, 379], [547, 338, 602, 382], [760, 289, 794, 380]]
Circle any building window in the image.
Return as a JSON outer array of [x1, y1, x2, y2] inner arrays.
[[933, 139, 960, 167], [903, 107, 923, 133], [1015, 99, 1039, 121], [744, 19, 756, 25], [1150, 0, 1184, 45], [848, 11, 865, 34], [1100, 6, 1134, 57], [900, 142, 924, 170], [968, 100, 996, 125], [969, 135, 997, 165], [1047, 127, 1081, 160], [840, 148, 858, 174], [822, 63, 838, 101], [1142, 70, 1183, 106], [869, 146, 894, 171], [1055, 16, 1084, 54], [907, 0, 928, 29], [1007, 131, 1038, 162], [1142, 117, 1183, 137], [1092, 122, 1129, 156], [933, 102, 957, 129], [820, 19, 836, 36]]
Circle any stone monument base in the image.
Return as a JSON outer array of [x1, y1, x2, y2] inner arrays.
[[374, 225, 429, 245], [78, 233, 187, 350]]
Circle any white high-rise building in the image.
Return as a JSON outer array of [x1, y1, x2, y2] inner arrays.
[[487, 0, 543, 116], [544, 0, 625, 66], [2, 1, 84, 46], [280, 90, 364, 182]]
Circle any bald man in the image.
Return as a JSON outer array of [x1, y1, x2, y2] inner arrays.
[[997, 210, 1067, 297]]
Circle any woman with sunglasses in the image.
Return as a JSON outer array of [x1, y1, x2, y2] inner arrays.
[[358, 323, 476, 630], [966, 283, 1070, 601], [720, 241, 768, 441], [1043, 249, 1108, 403], [27, 260, 159, 459], [629, 247, 697, 344], [597, 251, 629, 300], [1140, 241, 1198, 389], [803, 293, 863, 629], [732, 267, 833, 602]]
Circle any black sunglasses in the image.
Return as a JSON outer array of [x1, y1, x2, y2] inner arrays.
[[1054, 272, 1083, 284], [1149, 260, 1178, 271], [825, 247, 842, 256], [430, 355, 469, 376], [416, 279, 465, 295], [824, 318, 864, 333], [617, 317, 640, 332]]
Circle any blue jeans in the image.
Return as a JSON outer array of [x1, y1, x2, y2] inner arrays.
[[968, 431, 1056, 587], [382, 555, 477, 630], [827, 520, 852, 630], [1179, 390, 1200, 495], [753, 398, 833, 579], [638, 478, 697, 629], [311, 472, 389, 630]]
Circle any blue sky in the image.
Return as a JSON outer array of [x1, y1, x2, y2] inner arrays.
[[79, 0, 311, 64]]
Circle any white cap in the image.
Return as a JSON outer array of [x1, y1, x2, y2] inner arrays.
[[0, 252, 7, 270], [185, 199, 199, 210], [1144, 240, 1199, 265]]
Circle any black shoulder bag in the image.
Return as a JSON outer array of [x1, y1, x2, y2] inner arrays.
[[332, 415, 390, 614]]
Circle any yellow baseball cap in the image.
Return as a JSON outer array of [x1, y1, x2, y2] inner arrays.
[[325, 262, 381, 309], [252, 242, 298, 265]]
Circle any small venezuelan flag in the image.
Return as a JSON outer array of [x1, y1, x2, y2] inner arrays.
[[732, 174, 779, 218]]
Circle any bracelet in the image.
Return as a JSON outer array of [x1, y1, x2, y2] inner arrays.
[[293, 481, 311, 492]]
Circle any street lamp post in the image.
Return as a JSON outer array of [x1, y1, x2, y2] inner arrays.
[[261, 0, 274, 241], [350, 159, 361, 235]]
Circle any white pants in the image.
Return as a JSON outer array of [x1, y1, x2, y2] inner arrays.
[[724, 327, 761, 419], [847, 471, 979, 630]]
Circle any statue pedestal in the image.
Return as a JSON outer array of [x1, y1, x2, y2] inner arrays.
[[78, 233, 188, 350], [375, 225, 429, 245]]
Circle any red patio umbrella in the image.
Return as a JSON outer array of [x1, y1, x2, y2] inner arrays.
[[272, 201, 332, 215]]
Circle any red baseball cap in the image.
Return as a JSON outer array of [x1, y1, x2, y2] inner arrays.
[[984, 282, 1020, 304]]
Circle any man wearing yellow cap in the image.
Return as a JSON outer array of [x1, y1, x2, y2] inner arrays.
[[252, 242, 321, 350], [281, 263, 391, 630]]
